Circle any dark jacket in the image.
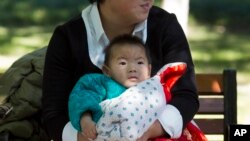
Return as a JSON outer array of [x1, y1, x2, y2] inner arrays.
[[0, 47, 49, 141]]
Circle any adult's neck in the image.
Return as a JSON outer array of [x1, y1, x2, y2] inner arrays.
[[99, 3, 136, 41]]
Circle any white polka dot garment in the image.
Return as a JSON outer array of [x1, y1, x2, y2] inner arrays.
[[95, 76, 166, 141]]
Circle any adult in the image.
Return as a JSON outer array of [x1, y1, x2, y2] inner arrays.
[[42, 0, 199, 141]]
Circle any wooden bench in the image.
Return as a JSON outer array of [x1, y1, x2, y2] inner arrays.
[[194, 69, 237, 141]]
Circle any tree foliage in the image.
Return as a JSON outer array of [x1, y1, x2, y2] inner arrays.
[[190, 0, 250, 32], [0, 0, 88, 26]]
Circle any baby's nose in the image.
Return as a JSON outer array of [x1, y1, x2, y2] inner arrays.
[[129, 69, 136, 73], [128, 64, 137, 73]]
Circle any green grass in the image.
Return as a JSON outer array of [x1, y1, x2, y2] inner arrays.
[[0, 25, 52, 55], [0, 25, 53, 72], [187, 24, 250, 84]]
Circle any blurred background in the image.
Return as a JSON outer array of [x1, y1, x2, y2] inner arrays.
[[0, 0, 249, 131]]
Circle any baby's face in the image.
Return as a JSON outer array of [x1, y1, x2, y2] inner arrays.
[[105, 44, 151, 87]]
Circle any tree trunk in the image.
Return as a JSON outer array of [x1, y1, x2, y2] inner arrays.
[[161, 0, 190, 34]]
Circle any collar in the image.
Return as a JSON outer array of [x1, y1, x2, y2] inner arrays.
[[133, 19, 147, 43], [90, 2, 105, 43]]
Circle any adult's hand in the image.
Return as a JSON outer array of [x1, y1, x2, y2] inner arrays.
[[80, 113, 97, 140], [137, 120, 168, 141], [77, 132, 92, 141]]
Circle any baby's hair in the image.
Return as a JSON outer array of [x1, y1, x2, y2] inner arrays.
[[88, 0, 102, 4], [104, 34, 151, 66]]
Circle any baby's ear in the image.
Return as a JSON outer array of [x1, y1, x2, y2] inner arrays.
[[148, 64, 152, 77], [102, 65, 110, 76]]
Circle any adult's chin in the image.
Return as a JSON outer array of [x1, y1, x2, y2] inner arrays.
[[134, 13, 149, 23]]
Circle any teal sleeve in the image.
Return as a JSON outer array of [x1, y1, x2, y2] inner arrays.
[[68, 73, 126, 131]]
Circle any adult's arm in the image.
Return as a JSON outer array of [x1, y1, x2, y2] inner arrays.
[[42, 25, 75, 141], [161, 14, 199, 138], [42, 14, 96, 141], [147, 7, 199, 138]]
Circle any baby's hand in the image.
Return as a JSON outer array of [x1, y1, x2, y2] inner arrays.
[[137, 120, 167, 141], [80, 114, 97, 140], [136, 133, 150, 141]]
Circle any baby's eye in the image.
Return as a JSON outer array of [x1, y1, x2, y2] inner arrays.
[[138, 61, 144, 65], [119, 62, 126, 65]]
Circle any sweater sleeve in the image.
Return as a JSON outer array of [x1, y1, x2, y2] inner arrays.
[[68, 74, 127, 131], [68, 74, 107, 131]]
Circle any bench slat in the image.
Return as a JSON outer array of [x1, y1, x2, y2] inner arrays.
[[198, 98, 224, 114], [194, 119, 224, 134], [196, 74, 223, 93]]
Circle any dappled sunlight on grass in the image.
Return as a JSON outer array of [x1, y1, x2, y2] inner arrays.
[[13, 36, 46, 48], [193, 49, 249, 63], [0, 25, 51, 72], [0, 26, 52, 56], [188, 24, 250, 75], [215, 50, 249, 61], [188, 25, 224, 41], [0, 26, 8, 36]]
